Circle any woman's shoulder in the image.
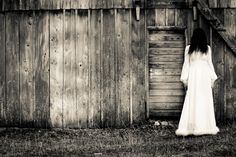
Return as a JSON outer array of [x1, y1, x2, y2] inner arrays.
[[186, 45, 190, 48]]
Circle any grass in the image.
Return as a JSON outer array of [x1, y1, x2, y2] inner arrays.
[[0, 121, 235, 156]]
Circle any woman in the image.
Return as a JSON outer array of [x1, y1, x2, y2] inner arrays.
[[176, 28, 219, 136]]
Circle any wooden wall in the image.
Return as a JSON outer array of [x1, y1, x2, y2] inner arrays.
[[0, 0, 236, 128], [198, 8, 236, 121], [0, 9, 146, 128], [0, 0, 146, 10]]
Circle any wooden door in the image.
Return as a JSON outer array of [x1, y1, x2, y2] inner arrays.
[[148, 28, 186, 117]]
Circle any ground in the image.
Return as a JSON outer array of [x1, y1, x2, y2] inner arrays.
[[0, 120, 235, 157]]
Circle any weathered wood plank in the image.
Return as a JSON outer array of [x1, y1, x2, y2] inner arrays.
[[61, 0, 70, 9], [146, 0, 187, 8], [175, 9, 187, 26], [103, 0, 113, 8], [63, 10, 76, 128], [150, 102, 182, 110], [229, 0, 236, 8], [166, 9, 175, 26], [19, 0, 38, 10], [0, 13, 5, 126], [34, 11, 50, 128], [149, 41, 185, 48], [212, 31, 225, 121], [149, 109, 181, 117], [224, 46, 236, 120], [50, 12, 63, 128], [149, 47, 185, 55], [150, 89, 185, 96], [76, 10, 89, 128], [90, 0, 103, 9], [5, 13, 20, 126], [114, 0, 132, 8], [150, 75, 182, 82], [19, 12, 35, 127], [116, 9, 130, 127], [146, 9, 155, 26], [155, 9, 166, 26], [224, 9, 236, 37], [208, 0, 218, 8], [90, 9, 102, 128], [40, 0, 61, 9], [149, 33, 184, 41], [149, 63, 182, 69], [150, 68, 182, 76], [149, 82, 183, 89], [218, 0, 228, 8], [149, 96, 184, 103], [149, 54, 183, 62], [131, 9, 146, 123], [71, 0, 89, 9], [103, 9, 115, 127], [4, 0, 20, 10]]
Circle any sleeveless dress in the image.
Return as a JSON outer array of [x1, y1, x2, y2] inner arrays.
[[175, 45, 219, 136]]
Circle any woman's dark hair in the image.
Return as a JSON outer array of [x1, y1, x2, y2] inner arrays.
[[188, 28, 208, 54]]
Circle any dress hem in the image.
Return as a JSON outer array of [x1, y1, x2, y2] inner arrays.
[[175, 127, 219, 136]]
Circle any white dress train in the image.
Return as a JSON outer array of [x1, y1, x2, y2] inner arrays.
[[175, 45, 219, 136]]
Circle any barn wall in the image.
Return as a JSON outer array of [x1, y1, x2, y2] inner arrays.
[[0, 9, 146, 128], [198, 7, 236, 121], [0, 0, 145, 10]]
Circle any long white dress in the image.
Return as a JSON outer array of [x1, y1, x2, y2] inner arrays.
[[175, 45, 219, 136]]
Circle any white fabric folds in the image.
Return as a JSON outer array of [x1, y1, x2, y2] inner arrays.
[[176, 45, 219, 136]]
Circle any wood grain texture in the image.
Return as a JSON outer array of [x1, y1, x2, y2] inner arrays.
[[224, 46, 236, 120], [90, 0, 103, 9], [61, 0, 70, 9], [114, 0, 132, 8], [149, 96, 184, 103], [103, 0, 113, 8], [155, 9, 166, 26], [89, 10, 102, 128], [131, 9, 146, 124], [150, 102, 182, 110], [34, 12, 50, 128], [116, 9, 130, 127], [212, 30, 225, 121], [102, 9, 115, 127], [146, 0, 187, 8], [175, 9, 187, 26], [50, 12, 63, 128], [76, 10, 89, 128], [63, 10, 76, 128], [19, 12, 35, 127], [0, 13, 5, 126], [40, 0, 61, 9], [149, 82, 183, 89], [146, 9, 155, 26], [5, 13, 20, 126], [149, 33, 184, 41], [166, 9, 175, 26], [71, 0, 89, 9]]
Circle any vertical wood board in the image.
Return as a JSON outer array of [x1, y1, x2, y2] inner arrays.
[[76, 10, 89, 128], [0, 13, 5, 125], [34, 11, 50, 128], [19, 12, 35, 126], [89, 9, 102, 128], [63, 10, 77, 128], [102, 9, 116, 127], [50, 12, 64, 127], [5, 13, 20, 126]]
